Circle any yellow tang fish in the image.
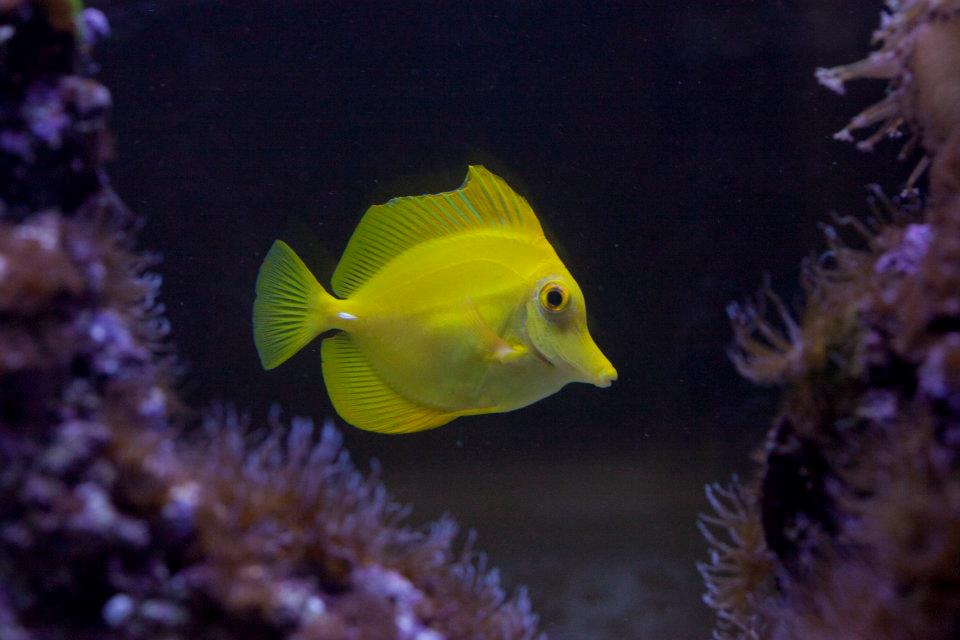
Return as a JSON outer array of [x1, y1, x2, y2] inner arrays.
[[253, 166, 616, 434]]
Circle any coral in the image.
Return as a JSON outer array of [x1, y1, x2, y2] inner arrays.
[[816, 0, 960, 190], [0, 2, 542, 639], [697, 479, 774, 640], [702, 3, 960, 639]]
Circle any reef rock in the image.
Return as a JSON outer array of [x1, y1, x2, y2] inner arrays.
[[701, 3, 960, 639]]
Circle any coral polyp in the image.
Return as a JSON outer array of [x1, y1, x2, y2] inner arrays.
[[817, 0, 960, 187], [697, 479, 774, 640]]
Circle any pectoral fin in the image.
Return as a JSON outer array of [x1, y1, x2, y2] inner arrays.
[[466, 299, 527, 364]]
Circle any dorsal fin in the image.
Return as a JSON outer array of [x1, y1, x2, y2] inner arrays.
[[330, 165, 544, 298]]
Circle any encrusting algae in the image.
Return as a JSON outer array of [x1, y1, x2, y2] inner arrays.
[[701, 3, 960, 639], [253, 166, 616, 434], [0, 2, 544, 638]]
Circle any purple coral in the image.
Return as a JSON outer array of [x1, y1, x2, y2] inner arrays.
[[702, 3, 960, 639]]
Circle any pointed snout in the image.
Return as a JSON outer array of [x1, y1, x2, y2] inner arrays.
[[593, 363, 618, 388], [568, 327, 617, 388]]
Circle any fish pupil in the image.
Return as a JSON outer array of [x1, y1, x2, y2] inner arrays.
[[546, 288, 564, 308]]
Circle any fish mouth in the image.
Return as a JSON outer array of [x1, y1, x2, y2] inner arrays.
[[593, 365, 618, 388], [556, 351, 617, 388], [568, 328, 616, 388]]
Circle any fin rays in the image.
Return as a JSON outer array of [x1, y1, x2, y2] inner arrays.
[[330, 166, 543, 298], [253, 240, 333, 370], [322, 333, 455, 434]]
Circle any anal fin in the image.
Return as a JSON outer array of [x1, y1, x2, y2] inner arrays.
[[321, 333, 454, 434]]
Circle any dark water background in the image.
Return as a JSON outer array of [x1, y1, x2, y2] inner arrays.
[[95, 2, 903, 637]]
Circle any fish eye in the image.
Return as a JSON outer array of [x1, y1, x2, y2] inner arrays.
[[539, 282, 569, 313]]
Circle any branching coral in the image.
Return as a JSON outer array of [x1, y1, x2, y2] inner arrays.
[[0, 2, 542, 639], [816, 0, 960, 189], [703, 3, 960, 639]]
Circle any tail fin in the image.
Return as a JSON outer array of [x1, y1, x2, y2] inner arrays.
[[253, 240, 334, 370]]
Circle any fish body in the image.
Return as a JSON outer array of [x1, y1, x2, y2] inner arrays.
[[341, 235, 571, 412], [253, 166, 616, 434]]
